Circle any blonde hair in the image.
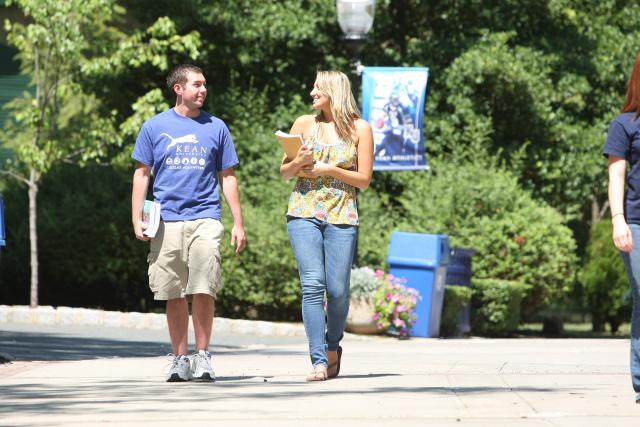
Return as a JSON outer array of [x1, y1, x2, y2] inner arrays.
[[314, 70, 361, 145]]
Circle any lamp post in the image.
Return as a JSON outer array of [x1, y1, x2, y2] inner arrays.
[[336, 0, 376, 100], [337, 1, 375, 267]]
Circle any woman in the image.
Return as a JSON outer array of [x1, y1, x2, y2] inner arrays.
[[604, 53, 640, 404], [280, 71, 374, 381]]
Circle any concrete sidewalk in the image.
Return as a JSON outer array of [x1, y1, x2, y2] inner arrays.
[[0, 309, 638, 426]]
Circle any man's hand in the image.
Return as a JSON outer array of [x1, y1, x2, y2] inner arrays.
[[230, 224, 247, 255], [133, 219, 150, 241], [132, 162, 151, 242]]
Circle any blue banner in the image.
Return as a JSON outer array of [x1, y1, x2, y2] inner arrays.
[[362, 67, 429, 171]]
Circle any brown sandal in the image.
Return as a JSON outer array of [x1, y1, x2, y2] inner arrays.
[[327, 346, 342, 379], [306, 364, 328, 382]]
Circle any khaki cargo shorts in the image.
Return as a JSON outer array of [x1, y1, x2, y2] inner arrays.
[[147, 218, 224, 300]]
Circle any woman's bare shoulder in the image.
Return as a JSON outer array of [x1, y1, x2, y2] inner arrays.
[[292, 114, 318, 134], [294, 114, 317, 125], [354, 118, 372, 132]]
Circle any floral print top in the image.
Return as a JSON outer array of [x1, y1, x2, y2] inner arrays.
[[287, 124, 359, 225]]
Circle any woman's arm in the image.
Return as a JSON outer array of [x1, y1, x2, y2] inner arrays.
[[608, 155, 633, 252], [280, 115, 315, 180], [300, 119, 374, 189]]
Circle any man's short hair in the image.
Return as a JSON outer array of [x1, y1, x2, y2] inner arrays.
[[166, 64, 203, 90]]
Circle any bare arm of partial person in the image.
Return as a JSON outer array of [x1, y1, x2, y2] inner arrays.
[[300, 118, 374, 189], [280, 115, 315, 180], [219, 167, 247, 255], [608, 155, 633, 252], [131, 161, 151, 241]]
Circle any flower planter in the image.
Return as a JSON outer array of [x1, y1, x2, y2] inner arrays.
[[345, 298, 379, 334]]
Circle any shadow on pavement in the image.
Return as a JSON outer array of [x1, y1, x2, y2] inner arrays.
[[0, 330, 308, 362], [0, 330, 236, 361], [0, 379, 575, 416]]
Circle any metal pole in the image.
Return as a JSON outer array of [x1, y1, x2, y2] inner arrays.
[[343, 40, 365, 268], [352, 60, 362, 268]]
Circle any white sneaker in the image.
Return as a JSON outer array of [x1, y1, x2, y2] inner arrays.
[[166, 354, 192, 382], [191, 349, 216, 382]]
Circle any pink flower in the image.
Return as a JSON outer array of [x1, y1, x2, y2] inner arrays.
[[373, 313, 379, 321], [375, 269, 385, 277], [397, 304, 405, 313], [386, 293, 392, 301], [393, 318, 406, 328], [391, 295, 399, 303]]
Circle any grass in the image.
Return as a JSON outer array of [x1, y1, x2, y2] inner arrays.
[[517, 322, 630, 339]]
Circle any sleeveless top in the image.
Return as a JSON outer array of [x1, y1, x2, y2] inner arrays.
[[286, 123, 359, 225]]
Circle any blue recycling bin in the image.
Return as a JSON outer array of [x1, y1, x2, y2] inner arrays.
[[445, 247, 475, 334], [387, 232, 449, 337], [0, 194, 5, 248]]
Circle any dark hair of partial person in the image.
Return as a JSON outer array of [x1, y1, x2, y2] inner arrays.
[[166, 64, 203, 90], [622, 53, 640, 118]]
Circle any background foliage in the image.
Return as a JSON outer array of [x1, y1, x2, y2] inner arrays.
[[1, 0, 637, 326], [580, 218, 631, 333]]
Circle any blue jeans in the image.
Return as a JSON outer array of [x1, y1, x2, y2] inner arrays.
[[620, 223, 640, 400], [287, 217, 357, 368]]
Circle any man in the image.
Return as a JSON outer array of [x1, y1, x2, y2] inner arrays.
[[375, 93, 406, 159], [131, 64, 246, 382]]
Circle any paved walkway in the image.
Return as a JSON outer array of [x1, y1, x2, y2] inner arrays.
[[0, 306, 638, 426]]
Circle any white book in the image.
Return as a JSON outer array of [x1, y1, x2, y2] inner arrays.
[[142, 200, 161, 238]]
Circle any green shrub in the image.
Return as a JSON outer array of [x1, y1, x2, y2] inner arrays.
[[0, 164, 157, 312], [580, 218, 631, 333], [218, 190, 301, 321], [356, 185, 402, 268], [397, 159, 576, 317], [471, 278, 529, 336], [440, 285, 473, 337], [214, 89, 307, 320]]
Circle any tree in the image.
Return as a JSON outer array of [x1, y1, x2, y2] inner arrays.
[[1, 0, 119, 307], [1, 0, 200, 306]]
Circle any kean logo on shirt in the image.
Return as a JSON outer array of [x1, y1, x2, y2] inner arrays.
[[161, 133, 199, 151]]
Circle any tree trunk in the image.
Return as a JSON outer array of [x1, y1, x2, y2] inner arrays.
[[591, 194, 600, 224], [28, 169, 39, 308]]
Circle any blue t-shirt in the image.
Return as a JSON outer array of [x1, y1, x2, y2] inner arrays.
[[603, 112, 640, 224], [132, 108, 239, 221]]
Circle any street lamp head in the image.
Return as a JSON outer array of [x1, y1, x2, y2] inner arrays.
[[337, 0, 376, 38]]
